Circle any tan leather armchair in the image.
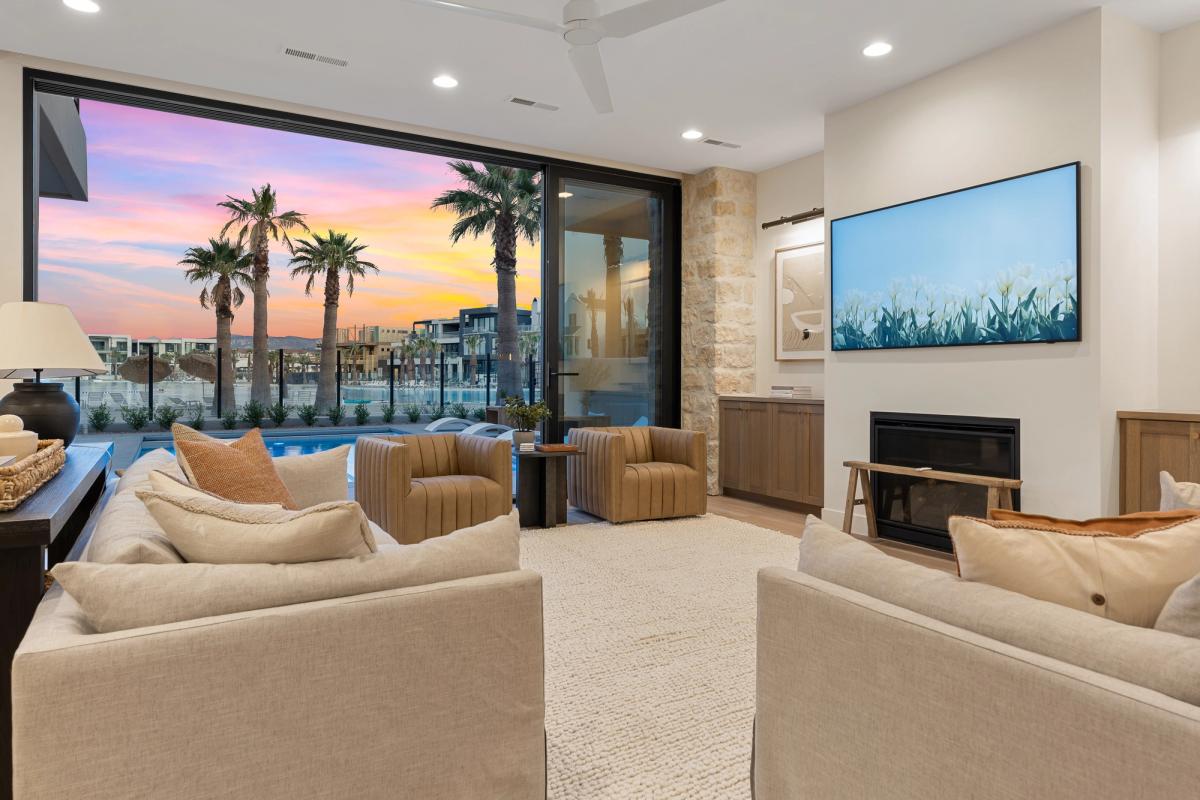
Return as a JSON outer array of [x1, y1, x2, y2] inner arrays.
[[355, 433, 512, 544], [566, 426, 707, 523]]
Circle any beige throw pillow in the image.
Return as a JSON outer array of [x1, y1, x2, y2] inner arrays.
[[1160, 471, 1200, 511], [950, 514, 1200, 627], [1155, 573, 1200, 638], [51, 509, 521, 633], [138, 491, 376, 564], [273, 445, 350, 507]]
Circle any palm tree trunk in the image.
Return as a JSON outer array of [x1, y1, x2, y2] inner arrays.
[[250, 233, 272, 405], [216, 305, 235, 416], [494, 216, 520, 398], [315, 269, 340, 411]]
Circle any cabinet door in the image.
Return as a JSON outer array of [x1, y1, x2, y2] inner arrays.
[[1122, 419, 1200, 512], [719, 402, 745, 491], [804, 405, 824, 506], [739, 402, 773, 495], [771, 403, 809, 502]]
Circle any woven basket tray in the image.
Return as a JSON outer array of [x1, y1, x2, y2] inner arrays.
[[0, 440, 66, 512]]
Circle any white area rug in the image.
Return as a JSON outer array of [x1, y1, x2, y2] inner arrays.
[[520, 514, 801, 799]]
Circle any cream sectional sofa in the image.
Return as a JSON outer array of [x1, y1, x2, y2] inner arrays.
[[754, 519, 1200, 800], [11, 450, 546, 800]]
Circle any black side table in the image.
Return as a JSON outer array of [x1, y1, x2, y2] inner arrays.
[[0, 443, 111, 800], [516, 450, 585, 528]]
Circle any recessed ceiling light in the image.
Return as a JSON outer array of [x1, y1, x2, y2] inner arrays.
[[558, 192, 574, 198], [863, 41, 893, 58], [681, 129, 704, 141], [432, 75, 459, 89], [63, 0, 100, 11]]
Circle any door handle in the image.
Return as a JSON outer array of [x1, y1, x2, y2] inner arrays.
[[550, 371, 579, 377]]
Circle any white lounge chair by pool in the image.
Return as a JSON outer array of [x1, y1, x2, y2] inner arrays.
[[424, 417, 474, 433], [459, 422, 513, 438]]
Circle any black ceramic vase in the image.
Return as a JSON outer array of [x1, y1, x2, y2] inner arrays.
[[0, 382, 80, 445]]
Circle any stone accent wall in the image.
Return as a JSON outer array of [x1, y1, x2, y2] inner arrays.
[[681, 167, 757, 494]]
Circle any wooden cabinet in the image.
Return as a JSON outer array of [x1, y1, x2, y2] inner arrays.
[[719, 397, 823, 509], [1119, 411, 1200, 513]]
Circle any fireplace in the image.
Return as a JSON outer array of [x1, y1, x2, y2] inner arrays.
[[870, 412, 1020, 551]]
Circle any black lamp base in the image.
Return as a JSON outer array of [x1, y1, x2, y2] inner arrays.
[[0, 382, 80, 446]]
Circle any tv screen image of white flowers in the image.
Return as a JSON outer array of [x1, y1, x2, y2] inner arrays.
[[830, 163, 1079, 351]]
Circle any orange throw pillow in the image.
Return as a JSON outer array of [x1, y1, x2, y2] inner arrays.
[[173, 428, 297, 509], [987, 508, 1200, 537]]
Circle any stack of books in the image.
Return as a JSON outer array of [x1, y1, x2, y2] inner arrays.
[[518, 441, 536, 454], [769, 385, 814, 400]]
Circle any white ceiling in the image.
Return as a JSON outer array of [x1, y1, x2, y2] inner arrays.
[[2, 0, 1198, 174]]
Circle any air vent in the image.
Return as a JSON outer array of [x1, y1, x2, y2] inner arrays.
[[282, 46, 349, 68], [703, 138, 742, 150], [506, 96, 559, 112]]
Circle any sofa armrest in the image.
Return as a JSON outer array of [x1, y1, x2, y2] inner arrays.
[[754, 567, 1200, 800], [566, 428, 624, 520], [14, 571, 546, 800], [354, 436, 410, 543], [458, 433, 513, 489], [649, 426, 706, 472]]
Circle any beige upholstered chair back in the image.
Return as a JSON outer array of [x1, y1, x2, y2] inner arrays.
[[402, 433, 461, 478], [588, 427, 654, 463]]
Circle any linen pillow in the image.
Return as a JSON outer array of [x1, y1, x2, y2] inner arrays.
[[273, 445, 351, 507], [83, 489, 184, 564], [115, 447, 186, 494], [988, 507, 1200, 536], [950, 513, 1200, 627], [173, 427, 297, 508], [1156, 572, 1200, 638], [1160, 471, 1200, 511], [51, 508, 521, 632], [138, 490, 375, 564]]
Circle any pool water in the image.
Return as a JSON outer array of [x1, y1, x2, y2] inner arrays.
[[138, 435, 362, 460]]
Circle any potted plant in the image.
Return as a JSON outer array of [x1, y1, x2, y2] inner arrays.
[[504, 397, 550, 449]]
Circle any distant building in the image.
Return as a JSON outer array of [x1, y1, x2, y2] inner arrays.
[[87, 333, 133, 374]]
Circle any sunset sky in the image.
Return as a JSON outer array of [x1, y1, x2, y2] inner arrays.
[[38, 99, 539, 339]]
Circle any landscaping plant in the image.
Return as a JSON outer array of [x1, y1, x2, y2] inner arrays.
[[449, 402, 469, 419], [380, 404, 397, 424], [326, 405, 347, 426], [240, 399, 267, 428], [186, 403, 206, 431], [471, 406, 486, 421], [268, 402, 293, 427], [153, 403, 183, 430], [221, 407, 239, 430], [119, 404, 151, 432], [297, 404, 320, 426], [404, 404, 422, 423], [429, 404, 446, 420], [87, 402, 113, 432], [354, 404, 370, 425]]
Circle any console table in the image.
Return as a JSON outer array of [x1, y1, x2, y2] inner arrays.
[[0, 443, 111, 799]]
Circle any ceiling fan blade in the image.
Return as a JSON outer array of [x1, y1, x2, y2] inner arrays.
[[597, 0, 725, 38], [400, 0, 564, 34], [567, 44, 614, 114]]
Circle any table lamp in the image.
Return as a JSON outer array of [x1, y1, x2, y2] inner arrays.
[[0, 302, 106, 446]]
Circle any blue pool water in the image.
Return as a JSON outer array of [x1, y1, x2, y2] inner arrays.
[[138, 435, 361, 460]]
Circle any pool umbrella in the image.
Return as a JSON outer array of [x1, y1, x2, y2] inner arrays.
[[118, 353, 173, 384], [178, 351, 218, 382]]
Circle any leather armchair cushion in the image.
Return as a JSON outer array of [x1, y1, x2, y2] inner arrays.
[[618, 462, 706, 522], [407, 475, 510, 543]]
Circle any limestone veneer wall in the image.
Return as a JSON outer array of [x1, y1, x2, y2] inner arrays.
[[681, 166, 757, 493]]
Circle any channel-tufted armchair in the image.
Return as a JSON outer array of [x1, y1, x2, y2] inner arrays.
[[566, 426, 707, 523], [355, 433, 512, 544]]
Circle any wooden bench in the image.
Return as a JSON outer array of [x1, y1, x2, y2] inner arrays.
[[842, 460, 1022, 536]]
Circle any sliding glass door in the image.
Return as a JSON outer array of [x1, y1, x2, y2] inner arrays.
[[542, 167, 680, 442]]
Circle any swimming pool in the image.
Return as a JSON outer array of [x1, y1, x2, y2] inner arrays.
[[137, 434, 364, 460]]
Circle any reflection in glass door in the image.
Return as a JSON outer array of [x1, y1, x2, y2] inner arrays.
[[544, 170, 680, 441]]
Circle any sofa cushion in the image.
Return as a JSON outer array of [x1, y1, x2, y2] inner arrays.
[[619, 462, 704, 520], [951, 514, 1200, 627], [114, 448, 186, 494], [1160, 471, 1200, 511], [989, 507, 1200, 536], [1156, 572, 1200, 638], [139, 491, 376, 565], [273, 445, 350, 507], [51, 508, 521, 633], [174, 427, 297, 508], [407, 475, 509, 540], [84, 488, 184, 565], [797, 515, 1200, 706]]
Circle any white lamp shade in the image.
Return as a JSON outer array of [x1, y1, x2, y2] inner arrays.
[[0, 302, 106, 379]]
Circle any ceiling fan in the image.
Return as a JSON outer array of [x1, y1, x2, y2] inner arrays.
[[403, 0, 726, 113]]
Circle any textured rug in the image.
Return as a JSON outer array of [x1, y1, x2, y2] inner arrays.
[[519, 514, 802, 799]]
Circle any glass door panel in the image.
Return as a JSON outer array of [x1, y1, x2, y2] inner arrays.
[[546, 173, 678, 440]]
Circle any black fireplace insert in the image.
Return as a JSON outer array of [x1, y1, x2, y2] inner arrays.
[[870, 412, 1020, 551]]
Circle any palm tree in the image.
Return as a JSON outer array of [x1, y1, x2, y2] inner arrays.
[[464, 333, 482, 385], [288, 230, 378, 411], [180, 238, 253, 414], [218, 184, 308, 405], [431, 162, 541, 398]]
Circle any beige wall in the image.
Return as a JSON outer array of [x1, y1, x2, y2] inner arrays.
[[1158, 21, 1200, 409], [823, 11, 1108, 525], [753, 152, 824, 397]]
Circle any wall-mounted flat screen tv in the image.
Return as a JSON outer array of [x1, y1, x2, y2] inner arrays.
[[830, 162, 1080, 351]]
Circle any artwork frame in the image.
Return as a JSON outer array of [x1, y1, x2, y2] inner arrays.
[[774, 241, 826, 361]]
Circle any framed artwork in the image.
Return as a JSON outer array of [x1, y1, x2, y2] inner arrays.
[[775, 242, 826, 360]]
